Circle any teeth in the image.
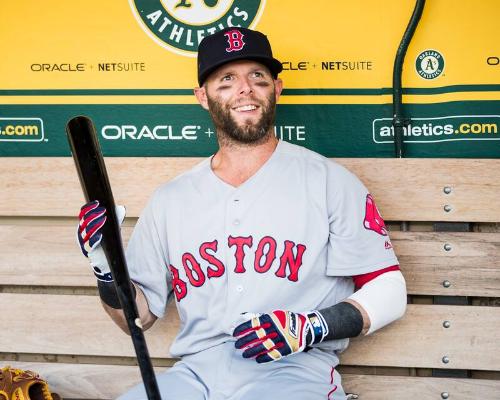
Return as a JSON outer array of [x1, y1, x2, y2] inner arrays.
[[234, 105, 257, 111]]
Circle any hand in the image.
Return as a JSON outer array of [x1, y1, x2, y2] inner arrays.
[[233, 309, 329, 363], [77, 200, 125, 282]]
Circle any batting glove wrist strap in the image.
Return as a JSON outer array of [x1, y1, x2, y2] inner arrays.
[[306, 310, 329, 345]]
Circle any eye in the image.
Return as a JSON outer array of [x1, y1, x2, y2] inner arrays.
[[252, 71, 264, 78], [221, 74, 233, 82]]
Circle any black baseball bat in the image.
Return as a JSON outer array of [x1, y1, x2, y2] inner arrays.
[[66, 116, 162, 400]]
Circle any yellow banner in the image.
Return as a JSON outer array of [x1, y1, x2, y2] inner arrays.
[[1, 0, 498, 92]]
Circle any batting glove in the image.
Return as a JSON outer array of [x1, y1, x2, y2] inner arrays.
[[77, 200, 125, 282], [233, 309, 329, 363]]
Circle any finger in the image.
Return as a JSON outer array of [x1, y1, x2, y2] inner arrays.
[[79, 207, 106, 233], [256, 352, 278, 364], [88, 231, 103, 249], [245, 340, 286, 363], [242, 337, 280, 359], [77, 226, 89, 257], [235, 329, 277, 350], [115, 205, 126, 224], [233, 317, 262, 338], [242, 342, 269, 358], [79, 200, 99, 220], [80, 232, 103, 256], [80, 213, 106, 243], [235, 330, 260, 349]]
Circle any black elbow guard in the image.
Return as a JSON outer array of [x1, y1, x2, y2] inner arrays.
[[97, 280, 136, 309], [319, 301, 364, 340]]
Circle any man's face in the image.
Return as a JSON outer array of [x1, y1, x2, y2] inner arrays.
[[195, 60, 283, 145]]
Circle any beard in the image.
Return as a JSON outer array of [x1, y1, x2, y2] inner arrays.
[[206, 91, 277, 146]]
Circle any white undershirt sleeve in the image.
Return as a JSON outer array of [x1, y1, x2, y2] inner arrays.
[[348, 270, 407, 335]]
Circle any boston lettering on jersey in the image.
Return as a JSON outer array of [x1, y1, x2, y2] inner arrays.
[[169, 235, 307, 302]]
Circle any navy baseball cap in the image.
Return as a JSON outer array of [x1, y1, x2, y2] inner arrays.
[[197, 27, 283, 86]]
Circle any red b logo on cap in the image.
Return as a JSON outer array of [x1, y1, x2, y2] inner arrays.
[[224, 29, 245, 52]]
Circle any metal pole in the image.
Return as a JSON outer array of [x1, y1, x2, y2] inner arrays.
[[393, 0, 426, 158]]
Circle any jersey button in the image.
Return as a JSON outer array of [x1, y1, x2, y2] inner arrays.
[[233, 219, 241, 226], [236, 285, 243, 292]]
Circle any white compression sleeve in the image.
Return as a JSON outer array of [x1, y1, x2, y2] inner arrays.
[[348, 270, 407, 335]]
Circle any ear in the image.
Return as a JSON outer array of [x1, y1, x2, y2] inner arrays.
[[273, 78, 283, 103], [194, 86, 209, 110]]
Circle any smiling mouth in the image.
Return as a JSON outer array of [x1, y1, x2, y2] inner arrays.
[[232, 104, 258, 112]]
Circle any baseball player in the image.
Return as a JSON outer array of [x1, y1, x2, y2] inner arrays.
[[77, 27, 407, 399]]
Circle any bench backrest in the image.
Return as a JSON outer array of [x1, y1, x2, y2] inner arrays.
[[1, 157, 499, 399]]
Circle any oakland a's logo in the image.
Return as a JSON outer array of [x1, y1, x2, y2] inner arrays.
[[415, 49, 445, 80], [129, 0, 266, 57]]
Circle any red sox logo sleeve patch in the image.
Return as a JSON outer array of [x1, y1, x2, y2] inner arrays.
[[363, 194, 388, 236]]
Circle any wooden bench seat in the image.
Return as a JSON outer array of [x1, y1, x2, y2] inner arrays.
[[4, 362, 500, 400], [4, 292, 499, 369], [1, 157, 499, 399], [4, 293, 500, 398]]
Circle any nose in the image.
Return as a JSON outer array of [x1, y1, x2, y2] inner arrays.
[[238, 76, 253, 95]]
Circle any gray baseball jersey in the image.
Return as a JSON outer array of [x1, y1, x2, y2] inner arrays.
[[126, 140, 398, 358]]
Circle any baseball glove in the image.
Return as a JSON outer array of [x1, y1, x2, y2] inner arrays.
[[0, 366, 62, 400]]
